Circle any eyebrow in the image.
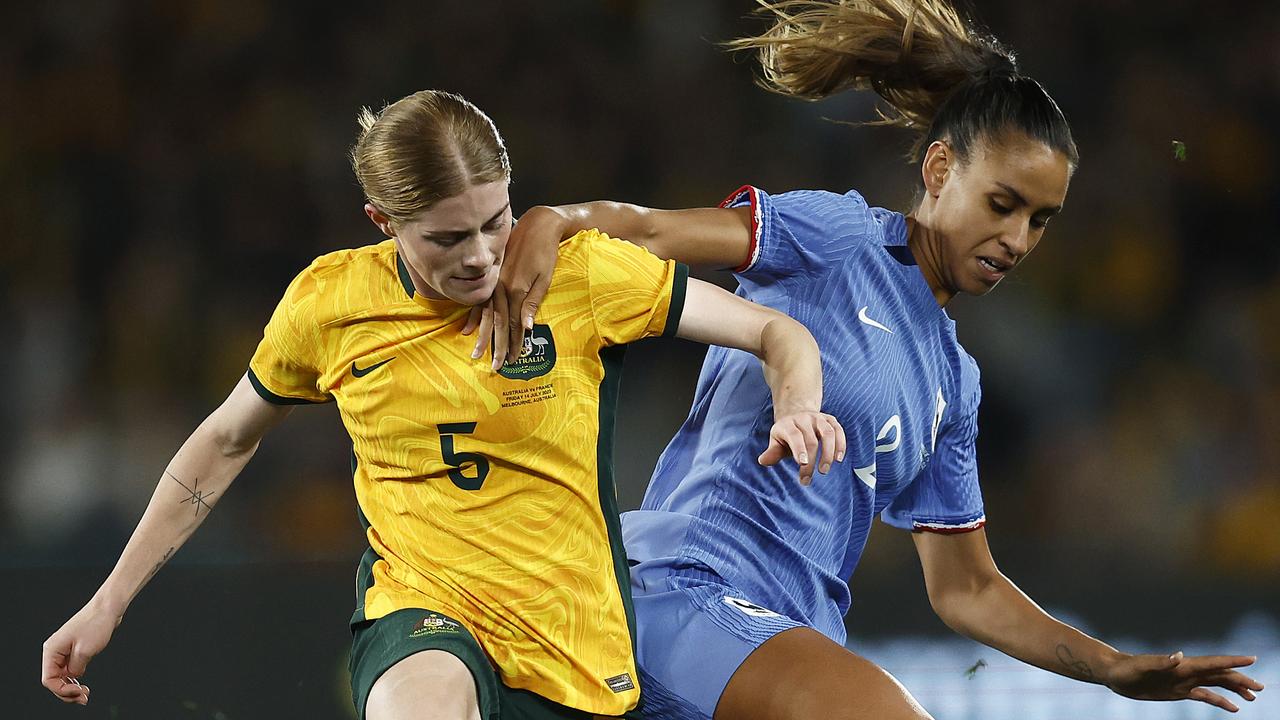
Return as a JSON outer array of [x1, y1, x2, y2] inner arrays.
[[994, 182, 1062, 215], [421, 202, 511, 238]]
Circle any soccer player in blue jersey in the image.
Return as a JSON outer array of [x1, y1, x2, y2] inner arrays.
[[475, 1, 1266, 718]]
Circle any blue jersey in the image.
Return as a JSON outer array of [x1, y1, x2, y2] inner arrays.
[[623, 186, 985, 644]]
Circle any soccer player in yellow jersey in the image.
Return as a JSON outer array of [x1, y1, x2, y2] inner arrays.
[[41, 90, 846, 720]]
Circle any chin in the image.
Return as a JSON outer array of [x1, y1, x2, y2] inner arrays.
[[455, 281, 499, 306]]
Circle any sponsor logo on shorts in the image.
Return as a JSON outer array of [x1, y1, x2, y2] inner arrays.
[[723, 596, 782, 618], [604, 673, 635, 693], [409, 613, 463, 638]]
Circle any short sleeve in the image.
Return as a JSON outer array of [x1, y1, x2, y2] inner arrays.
[[880, 366, 986, 533], [721, 185, 875, 285], [580, 229, 689, 346], [247, 265, 331, 404]]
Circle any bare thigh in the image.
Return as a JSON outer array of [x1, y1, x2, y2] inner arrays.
[[713, 627, 933, 720], [366, 649, 482, 720]]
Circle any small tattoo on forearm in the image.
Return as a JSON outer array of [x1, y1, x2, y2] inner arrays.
[[146, 546, 175, 581], [167, 471, 215, 516], [1056, 644, 1095, 681]]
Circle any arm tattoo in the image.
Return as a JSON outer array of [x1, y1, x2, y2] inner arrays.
[[166, 471, 215, 516], [1056, 644, 1095, 681], [146, 546, 176, 582]]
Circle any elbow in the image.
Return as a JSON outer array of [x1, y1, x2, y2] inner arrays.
[[926, 570, 998, 635], [199, 419, 261, 461]]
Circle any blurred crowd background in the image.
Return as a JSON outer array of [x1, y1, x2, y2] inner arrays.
[[2, 1, 1277, 717]]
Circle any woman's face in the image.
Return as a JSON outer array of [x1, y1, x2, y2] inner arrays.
[[918, 133, 1072, 303], [384, 180, 512, 306]]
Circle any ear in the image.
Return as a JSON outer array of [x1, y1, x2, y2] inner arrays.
[[364, 203, 397, 239], [921, 140, 953, 198]]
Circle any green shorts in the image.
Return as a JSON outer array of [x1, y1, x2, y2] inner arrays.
[[349, 607, 598, 720]]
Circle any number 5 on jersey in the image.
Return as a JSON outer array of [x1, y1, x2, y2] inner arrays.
[[437, 423, 490, 491]]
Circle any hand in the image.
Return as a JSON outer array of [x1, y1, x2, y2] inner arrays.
[[758, 411, 846, 485], [41, 603, 120, 705], [1103, 650, 1264, 713], [462, 205, 563, 370]]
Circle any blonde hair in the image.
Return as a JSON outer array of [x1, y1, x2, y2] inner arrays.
[[349, 90, 511, 225], [731, 0, 1076, 166]]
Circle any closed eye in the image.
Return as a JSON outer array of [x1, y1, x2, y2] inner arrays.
[[989, 199, 1013, 215]]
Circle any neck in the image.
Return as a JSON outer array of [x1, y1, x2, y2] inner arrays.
[[393, 238, 447, 300], [905, 214, 954, 307]]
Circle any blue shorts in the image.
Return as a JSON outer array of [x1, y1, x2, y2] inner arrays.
[[630, 558, 804, 720]]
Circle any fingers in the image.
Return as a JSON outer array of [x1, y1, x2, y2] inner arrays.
[[816, 420, 836, 474], [492, 291, 510, 372], [471, 304, 494, 360], [1197, 669, 1265, 698], [506, 282, 531, 365], [1188, 686, 1239, 713], [41, 652, 89, 704], [521, 271, 550, 336], [761, 421, 815, 484], [462, 305, 483, 336], [1184, 654, 1257, 671], [832, 415, 847, 464], [757, 437, 786, 466], [760, 414, 847, 485]]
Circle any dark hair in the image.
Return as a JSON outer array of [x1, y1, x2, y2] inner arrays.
[[730, 0, 1078, 175]]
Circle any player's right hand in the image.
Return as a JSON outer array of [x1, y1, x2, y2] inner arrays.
[[758, 411, 846, 485], [41, 604, 119, 705]]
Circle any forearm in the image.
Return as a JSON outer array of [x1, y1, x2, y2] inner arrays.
[[939, 571, 1123, 683], [759, 315, 824, 417], [553, 202, 659, 247], [89, 420, 259, 620], [527, 202, 751, 268]]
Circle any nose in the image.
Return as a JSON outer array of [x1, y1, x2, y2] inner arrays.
[[1000, 219, 1031, 260], [460, 235, 496, 271]]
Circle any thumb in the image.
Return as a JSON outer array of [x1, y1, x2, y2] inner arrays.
[[67, 646, 92, 678], [758, 438, 787, 467], [1167, 650, 1184, 665]]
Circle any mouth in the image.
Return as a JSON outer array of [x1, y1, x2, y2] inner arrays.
[[976, 256, 1012, 283], [452, 272, 490, 286]]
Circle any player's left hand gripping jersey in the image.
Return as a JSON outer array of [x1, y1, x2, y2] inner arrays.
[[248, 230, 688, 715]]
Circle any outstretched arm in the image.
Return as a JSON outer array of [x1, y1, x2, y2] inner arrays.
[[468, 202, 754, 365], [675, 278, 845, 483], [913, 528, 1264, 713], [40, 374, 292, 705]]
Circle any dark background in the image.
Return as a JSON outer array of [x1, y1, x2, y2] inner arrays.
[[2, 1, 1277, 718]]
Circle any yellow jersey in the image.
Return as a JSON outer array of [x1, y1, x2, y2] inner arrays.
[[247, 230, 687, 715]]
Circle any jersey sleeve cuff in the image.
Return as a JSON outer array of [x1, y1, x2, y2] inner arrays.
[[661, 262, 690, 338], [247, 368, 331, 405], [911, 517, 987, 534], [719, 185, 763, 273]]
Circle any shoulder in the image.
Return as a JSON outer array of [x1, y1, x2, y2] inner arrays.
[[725, 185, 896, 258], [278, 239, 402, 319], [722, 184, 873, 220], [553, 228, 665, 280], [300, 239, 397, 285]]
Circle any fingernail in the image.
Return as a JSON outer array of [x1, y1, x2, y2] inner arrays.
[[525, 315, 533, 330], [821, 464, 829, 474], [837, 452, 845, 461], [799, 455, 808, 464]]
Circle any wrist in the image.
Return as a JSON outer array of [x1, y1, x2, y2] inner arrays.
[[773, 395, 821, 418], [88, 587, 128, 622], [523, 205, 573, 239], [1095, 647, 1130, 685]]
